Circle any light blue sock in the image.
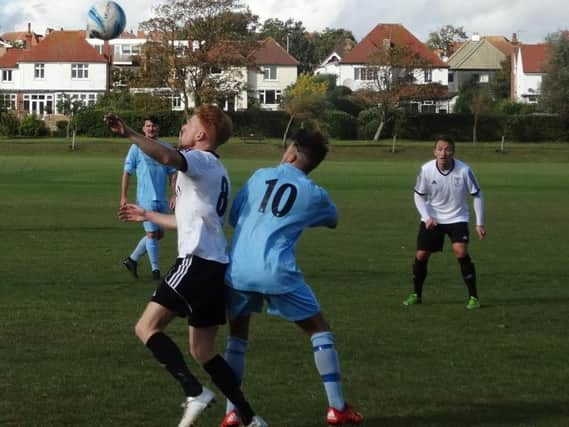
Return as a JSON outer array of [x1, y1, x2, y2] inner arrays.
[[311, 331, 345, 410], [146, 237, 159, 271], [224, 336, 248, 414], [130, 236, 147, 262]]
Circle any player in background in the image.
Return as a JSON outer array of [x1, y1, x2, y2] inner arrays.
[[403, 135, 486, 309], [106, 106, 266, 427], [120, 115, 177, 280], [220, 130, 363, 427]]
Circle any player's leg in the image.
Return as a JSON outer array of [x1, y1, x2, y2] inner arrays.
[[450, 223, 480, 309], [135, 301, 204, 399], [123, 233, 147, 278], [190, 326, 259, 426], [296, 312, 363, 425], [145, 230, 163, 279]]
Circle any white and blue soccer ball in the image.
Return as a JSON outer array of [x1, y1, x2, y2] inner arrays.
[[86, 1, 126, 40]]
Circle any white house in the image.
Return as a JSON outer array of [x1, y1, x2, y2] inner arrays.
[[511, 43, 549, 103], [0, 30, 108, 116], [332, 23, 451, 113]]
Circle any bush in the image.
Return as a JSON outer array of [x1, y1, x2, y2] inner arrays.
[[323, 110, 357, 140], [228, 110, 291, 138], [0, 112, 20, 136], [19, 114, 49, 137]]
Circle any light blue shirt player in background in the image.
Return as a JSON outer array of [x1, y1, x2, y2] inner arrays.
[[121, 115, 176, 280], [221, 130, 363, 427]]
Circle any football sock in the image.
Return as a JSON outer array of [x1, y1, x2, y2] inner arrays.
[[145, 332, 202, 397], [413, 258, 428, 297], [203, 354, 255, 425], [458, 255, 478, 298], [146, 237, 160, 271], [311, 331, 345, 410], [224, 336, 248, 414], [130, 236, 147, 262]]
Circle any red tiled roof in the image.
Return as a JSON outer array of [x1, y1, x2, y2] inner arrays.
[[0, 48, 24, 68], [520, 44, 549, 73], [0, 31, 43, 47], [342, 23, 447, 67], [248, 37, 299, 66], [18, 30, 107, 63], [483, 36, 514, 56]]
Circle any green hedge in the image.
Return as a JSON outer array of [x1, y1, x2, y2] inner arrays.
[[324, 110, 358, 140]]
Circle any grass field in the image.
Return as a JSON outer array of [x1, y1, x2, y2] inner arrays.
[[1, 138, 568, 427]]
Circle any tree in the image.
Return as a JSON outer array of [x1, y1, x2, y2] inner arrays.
[[280, 73, 329, 145], [311, 27, 356, 64], [539, 31, 569, 115], [453, 80, 495, 143], [259, 18, 316, 73], [491, 55, 511, 99], [427, 25, 467, 58], [354, 43, 439, 141], [139, 0, 258, 113]]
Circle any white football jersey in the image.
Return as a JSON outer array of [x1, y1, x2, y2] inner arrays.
[[414, 159, 481, 224], [175, 149, 230, 263]]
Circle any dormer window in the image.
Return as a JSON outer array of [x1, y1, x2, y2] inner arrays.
[[34, 63, 45, 79]]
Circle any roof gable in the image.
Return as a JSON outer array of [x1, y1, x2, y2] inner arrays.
[[18, 30, 107, 63], [248, 37, 299, 66], [0, 48, 25, 68], [520, 44, 549, 73], [341, 23, 447, 67], [447, 39, 507, 69]]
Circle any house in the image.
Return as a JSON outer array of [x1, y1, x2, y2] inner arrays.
[[447, 34, 514, 95], [0, 23, 43, 49], [0, 30, 109, 116], [246, 37, 299, 111], [314, 38, 356, 77], [511, 43, 549, 103], [333, 23, 450, 113]]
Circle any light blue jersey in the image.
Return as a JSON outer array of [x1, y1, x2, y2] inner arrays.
[[124, 143, 176, 203], [226, 163, 338, 295]]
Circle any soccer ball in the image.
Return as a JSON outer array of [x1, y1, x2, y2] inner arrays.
[[86, 1, 126, 40]]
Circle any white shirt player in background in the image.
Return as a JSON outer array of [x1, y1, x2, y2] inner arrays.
[[105, 106, 266, 427], [403, 136, 486, 310]]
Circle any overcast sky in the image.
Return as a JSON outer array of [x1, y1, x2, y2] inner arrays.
[[1, 0, 567, 44]]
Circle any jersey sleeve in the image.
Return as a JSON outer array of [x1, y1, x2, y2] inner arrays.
[[465, 167, 481, 195], [414, 166, 428, 195], [123, 145, 138, 174], [179, 150, 207, 177], [309, 187, 338, 228]]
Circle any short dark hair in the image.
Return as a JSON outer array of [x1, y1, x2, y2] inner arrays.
[[291, 129, 328, 172], [434, 134, 455, 148], [143, 115, 159, 126]]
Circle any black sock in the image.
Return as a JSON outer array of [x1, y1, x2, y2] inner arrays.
[[413, 258, 428, 297], [146, 332, 202, 397], [203, 354, 255, 425], [458, 255, 478, 298]]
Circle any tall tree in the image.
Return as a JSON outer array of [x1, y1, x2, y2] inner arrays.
[[311, 27, 356, 64], [539, 31, 569, 115], [491, 55, 511, 99], [427, 25, 467, 58], [259, 18, 316, 73], [139, 0, 258, 112]]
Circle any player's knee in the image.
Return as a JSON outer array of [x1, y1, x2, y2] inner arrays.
[[416, 251, 430, 262], [134, 320, 148, 343], [146, 231, 161, 240], [190, 344, 214, 364]]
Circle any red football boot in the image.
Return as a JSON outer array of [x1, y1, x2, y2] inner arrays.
[[220, 410, 241, 427], [326, 403, 363, 425]]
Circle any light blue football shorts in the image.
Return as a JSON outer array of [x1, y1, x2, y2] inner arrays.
[[226, 283, 321, 322], [139, 200, 169, 233]]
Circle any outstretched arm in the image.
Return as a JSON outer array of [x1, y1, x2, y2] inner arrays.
[[119, 203, 177, 229], [105, 113, 185, 170]]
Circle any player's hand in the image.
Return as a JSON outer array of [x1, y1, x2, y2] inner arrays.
[[425, 218, 438, 229], [476, 225, 486, 240], [118, 203, 146, 222], [120, 196, 128, 207], [104, 113, 127, 137]]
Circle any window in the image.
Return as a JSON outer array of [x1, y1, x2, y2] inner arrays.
[[0, 93, 16, 110], [263, 66, 277, 80], [171, 94, 182, 110], [421, 101, 436, 114], [258, 89, 282, 105], [448, 72, 454, 83], [1, 70, 13, 81], [34, 63, 45, 79], [424, 69, 432, 83], [479, 74, 489, 83], [354, 67, 377, 81], [210, 66, 222, 75], [71, 64, 89, 79]]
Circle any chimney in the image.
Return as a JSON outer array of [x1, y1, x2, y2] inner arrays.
[[511, 33, 519, 45], [24, 22, 33, 49], [27, 22, 31, 34]]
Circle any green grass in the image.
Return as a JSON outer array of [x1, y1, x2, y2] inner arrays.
[[1, 139, 569, 426]]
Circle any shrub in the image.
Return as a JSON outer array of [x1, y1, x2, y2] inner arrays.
[[323, 110, 358, 140], [19, 114, 49, 137], [0, 112, 20, 136]]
